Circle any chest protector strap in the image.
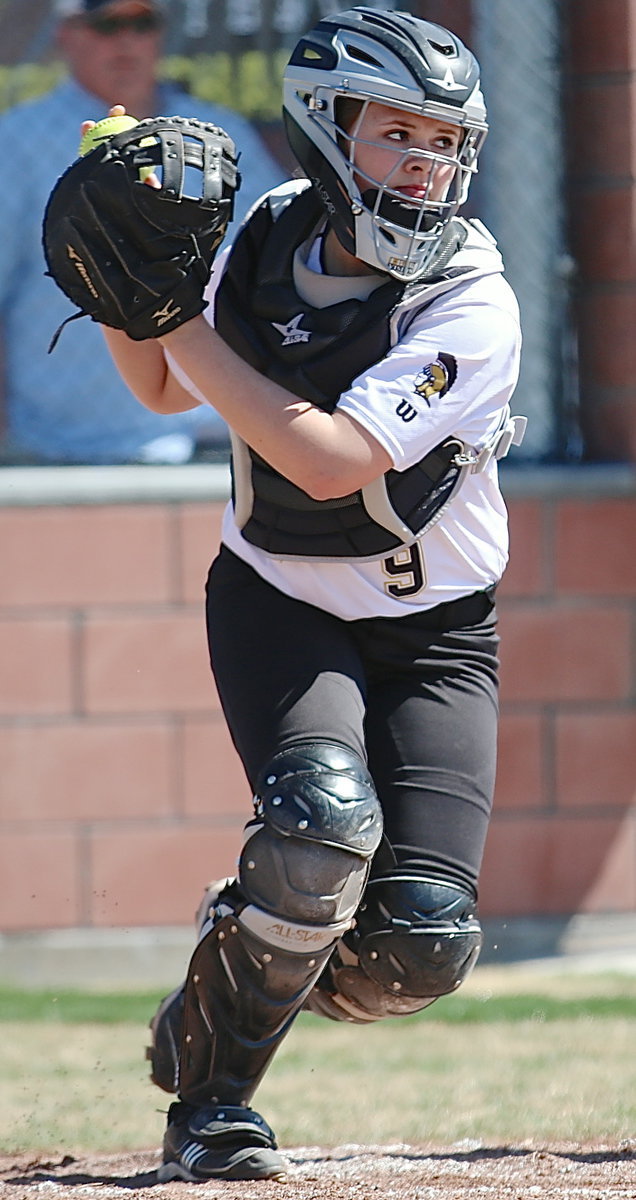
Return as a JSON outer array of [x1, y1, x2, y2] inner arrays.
[[215, 186, 474, 562]]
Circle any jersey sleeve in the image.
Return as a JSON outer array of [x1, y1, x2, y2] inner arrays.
[[336, 275, 522, 471]]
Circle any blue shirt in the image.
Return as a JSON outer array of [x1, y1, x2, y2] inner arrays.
[[0, 78, 285, 463]]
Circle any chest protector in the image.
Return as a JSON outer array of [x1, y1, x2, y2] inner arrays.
[[215, 186, 473, 561]]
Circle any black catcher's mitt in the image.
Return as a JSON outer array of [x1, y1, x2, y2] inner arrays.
[[42, 116, 240, 345]]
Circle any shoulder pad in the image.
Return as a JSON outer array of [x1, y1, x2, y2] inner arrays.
[[266, 178, 312, 222]]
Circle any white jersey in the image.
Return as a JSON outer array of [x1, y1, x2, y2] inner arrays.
[[167, 191, 522, 621]]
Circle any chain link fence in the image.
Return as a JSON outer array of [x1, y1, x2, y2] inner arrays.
[[472, 0, 576, 460], [2, 0, 572, 465]]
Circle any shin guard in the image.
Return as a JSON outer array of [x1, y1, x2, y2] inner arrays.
[[178, 742, 383, 1106]]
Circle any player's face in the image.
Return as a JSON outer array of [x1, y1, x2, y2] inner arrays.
[[58, 4, 163, 104], [346, 103, 462, 204]]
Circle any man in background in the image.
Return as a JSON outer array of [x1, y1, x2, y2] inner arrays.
[[0, 0, 284, 464]]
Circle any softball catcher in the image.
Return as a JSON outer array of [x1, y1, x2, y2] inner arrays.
[[43, 6, 525, 1182]]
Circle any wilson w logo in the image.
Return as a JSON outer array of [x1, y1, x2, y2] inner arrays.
[[396, 400, 418, 422]]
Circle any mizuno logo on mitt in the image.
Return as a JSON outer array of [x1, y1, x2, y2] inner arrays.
[[66, 245, 99, 299], [153, 300, 183, 326]]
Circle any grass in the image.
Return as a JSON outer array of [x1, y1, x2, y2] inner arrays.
[[1, 967, 635, 1156], [1, 983, 635, 1025]]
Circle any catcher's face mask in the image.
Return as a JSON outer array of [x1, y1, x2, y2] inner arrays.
[[283, 7, 488, 281]]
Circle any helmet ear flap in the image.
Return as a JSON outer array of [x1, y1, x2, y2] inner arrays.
[[282, 108, 358, 260]]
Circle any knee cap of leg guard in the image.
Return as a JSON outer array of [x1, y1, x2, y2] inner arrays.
[[238, 742, 383, 930], [305, 876, 483, 1024], [256, 742, 382, 856], [355, 876, 483, 999]]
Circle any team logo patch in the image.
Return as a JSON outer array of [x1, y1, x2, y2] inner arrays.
[[413, 353, 457, 405], [271, 313, 312, 346]]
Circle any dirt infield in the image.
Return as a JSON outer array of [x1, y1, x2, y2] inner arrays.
[[2, 1142, 635, 1199]]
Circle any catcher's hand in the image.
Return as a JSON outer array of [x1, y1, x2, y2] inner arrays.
[[42, 116, 240, 345]]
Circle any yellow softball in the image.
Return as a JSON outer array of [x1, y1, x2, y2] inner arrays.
[[78, 114, 140, 157], [78, 115, 155, 183]]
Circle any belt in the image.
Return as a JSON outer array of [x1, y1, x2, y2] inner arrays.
[[429, 586, 497, 631], [369, 585, 498, 633]]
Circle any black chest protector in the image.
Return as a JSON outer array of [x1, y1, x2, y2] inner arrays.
[[215, 185, 468, 561]]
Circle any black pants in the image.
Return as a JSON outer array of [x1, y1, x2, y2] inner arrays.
[[205, 546, 500, 896]]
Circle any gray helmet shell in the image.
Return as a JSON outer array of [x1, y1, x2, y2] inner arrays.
[[283, 7, 488, 280]]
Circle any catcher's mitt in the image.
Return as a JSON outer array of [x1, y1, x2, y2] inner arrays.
[[42, 116, 240, 346]]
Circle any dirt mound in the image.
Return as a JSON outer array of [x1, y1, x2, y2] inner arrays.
[[1, 1141, 635, 1199]]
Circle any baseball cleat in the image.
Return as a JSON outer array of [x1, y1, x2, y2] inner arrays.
[[157, 1100, 288, 1182]]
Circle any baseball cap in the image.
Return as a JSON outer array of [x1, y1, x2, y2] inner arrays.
[[54, 0, 163, 17]]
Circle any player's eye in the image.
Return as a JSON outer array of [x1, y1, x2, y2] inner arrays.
[[436, 136, 458, 152]]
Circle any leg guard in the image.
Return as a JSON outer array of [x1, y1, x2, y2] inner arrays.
[[177, 742, 383, 1106], [305, 874, 482, 1023], [147, 877, 237, 1095]]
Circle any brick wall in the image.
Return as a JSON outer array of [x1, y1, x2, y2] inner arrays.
[[564, 0, 636, 459], [1, 467, 635, 934], [485, 471, 636, 916]]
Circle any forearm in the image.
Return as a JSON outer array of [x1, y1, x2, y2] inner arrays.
[[159, 317, 391, 498], [101, 327, 201, 414]]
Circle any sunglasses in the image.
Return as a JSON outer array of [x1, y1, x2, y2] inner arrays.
[[84, 13, 163, 36]]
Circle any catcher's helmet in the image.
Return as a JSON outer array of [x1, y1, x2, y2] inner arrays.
[[283, 7, 488, 281]]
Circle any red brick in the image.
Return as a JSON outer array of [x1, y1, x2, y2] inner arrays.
[[0, 506, 172, 609], [177, 503, 225, 605], [89, 825, 243, 925], [576, 384, 636, 463], [0, 831, 80, 930], [0, 618, 74, 715], [556, 499, 636, 593], [569, 79, 636, 180], [83, 612, 218, 714], [576, 292, 636, 388], [556, 711, 636, 808], [480, 813, 636, 917], [573, 189, 636, 283], [0, 721, 174, 822], [499, 500, 548, 598], [498, 605, 631, 702], [182, 716, 250, 819], [580, 810, 636, 911], [494, 714, 546, 811], [568, 0, 636, 73]]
